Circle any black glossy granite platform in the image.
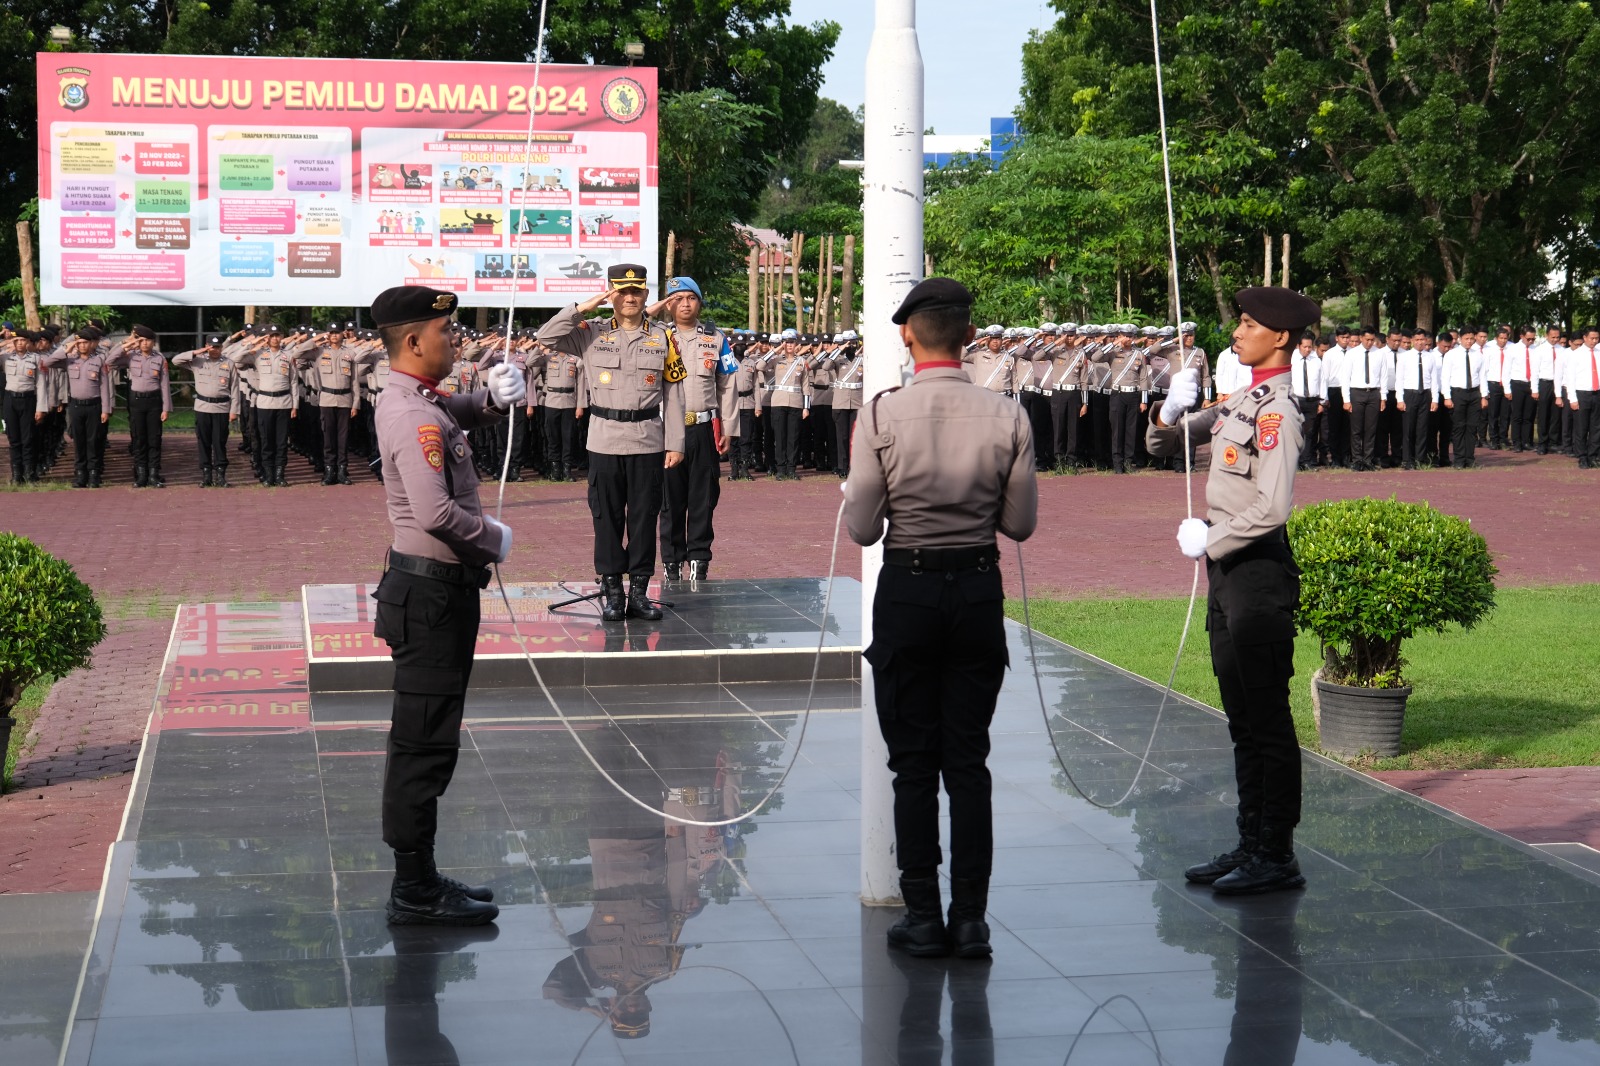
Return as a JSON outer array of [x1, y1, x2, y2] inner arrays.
[[34, 579, 1600, 1065]]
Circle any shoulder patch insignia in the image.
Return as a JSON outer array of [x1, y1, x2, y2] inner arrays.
[[417, 424, 445, 471], [1258, 412, 1283, 451]]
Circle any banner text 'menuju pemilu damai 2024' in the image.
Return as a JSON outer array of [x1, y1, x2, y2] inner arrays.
[[36, 54, 659, 307]]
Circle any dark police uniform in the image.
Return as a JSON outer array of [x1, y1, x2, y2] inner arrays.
[[1147, 285, 1314, 896], [845, 278, 1039, 959], [370, 285, 506, 926], [536, 264, 688, 621]]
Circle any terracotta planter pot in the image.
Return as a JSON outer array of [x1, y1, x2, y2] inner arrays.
[[1313, 677, 1411, 758]]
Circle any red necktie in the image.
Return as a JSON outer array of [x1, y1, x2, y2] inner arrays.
[[1590, 347, 1598, 392]]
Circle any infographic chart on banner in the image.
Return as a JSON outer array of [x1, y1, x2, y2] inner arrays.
[[36, 54, 659, 307]]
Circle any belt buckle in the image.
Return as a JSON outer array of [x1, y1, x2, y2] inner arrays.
[[685, 411, 697, 427]]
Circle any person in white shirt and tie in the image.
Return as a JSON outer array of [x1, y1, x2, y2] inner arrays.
[[1564, 326, 1600, 469], [1553, 331, 1574, 457], [1481, 326, 1509, 449], [1342, 328, 1387, 471], [1531, 326, 1562, 454], [1214, 344, 1248, 401], [1399, 329, 1442, 469], [1289, 333, 1324, 471], [1324, 325, 1351, 466], [1441, 330, 1489, 468], [1502, 326, 1536, 451]]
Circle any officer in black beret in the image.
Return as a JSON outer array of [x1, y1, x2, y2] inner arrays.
[[1149, 284, 1318, 895]]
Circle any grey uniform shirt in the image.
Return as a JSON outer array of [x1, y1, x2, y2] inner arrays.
[[173, 348, 239, 416], [964, 347, 1025, 395], [42, 348, 115, 405], [537, 305, 687, 455], [233, 342, 305, 409], [376, 371, 507, 566], [669, 322, 739, 434], [110, 345, 173, 415], [306, 343, 364, 410], [1146, 370, 1302, 561], [829, 347, 866, 411], [845, 366, 1038, 549], [533, 350, 582, 409], [1099, 345, 1152, 400], [3, 350, 47, 413], [734, 351, 762, 412], [760, 351, 813, 410]]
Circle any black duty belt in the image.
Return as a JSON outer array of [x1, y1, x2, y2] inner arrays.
[[590, 404, 659, 423], [4, 389, 37, 398], [385, 549, 491, 589], [129, 390, 162, 403], [321, 386, 352, 395], [196, 393, 230, 404], [883, 544, 999, 571], [69, 397, 102, 406], [737, 390, 754, 398], [545, 386, 575, 394], [256, 387, 290, 397]]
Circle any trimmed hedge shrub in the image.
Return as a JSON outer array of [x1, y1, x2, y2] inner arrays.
[[0, 534, 106, 716], [1288, 497, 1497, 687]]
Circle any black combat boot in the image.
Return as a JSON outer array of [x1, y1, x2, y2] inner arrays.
[[887, 875, 949, 958], [273, 462, 288, 487], [150, 465, 166, 488], [201, 465, 214, 488], [600, 574, 627, 622], [134, 464, 148, 488], [89, 469, 102, 488], [322, 465, 337, 485], [8, 458, 22, 485], [338, 461, 352, 485], [1212, 822, 1306, 895], [627, 575, 662, 620], [72, 457, 87, 488], [215, 466, 230, 488], [386, 849, 498, 926], [663, 561, 681, 582], [947, 877, 992, 959], [1185, 811, 1260, 885], [688, 560, 709, 581]]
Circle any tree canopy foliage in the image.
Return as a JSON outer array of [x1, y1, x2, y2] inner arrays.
[[999, 0, 1600, 330]]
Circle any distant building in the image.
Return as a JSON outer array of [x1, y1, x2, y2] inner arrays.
[[924, 117, 1022, 169]]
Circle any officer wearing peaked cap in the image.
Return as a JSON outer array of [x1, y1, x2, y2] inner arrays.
[[173, 333, 239, 487], [845, 278, 1038, 960], [537, 264, 687, 621], [1148, 285, 1316, 897], [369, 285, 523, 928], [41, 327, 114, 487]]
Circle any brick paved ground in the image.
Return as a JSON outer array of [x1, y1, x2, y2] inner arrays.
[[2, 435, 1595, 892]]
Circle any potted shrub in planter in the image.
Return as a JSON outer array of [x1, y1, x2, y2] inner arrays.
[[1287, 497, 1496, 759], [0, 534, 107, 787]]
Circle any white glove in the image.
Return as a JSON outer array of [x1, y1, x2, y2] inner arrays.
[[1159, 368, 1201, 426], [1177, 517, 1209, 560], [485, 517, 513, 563], [486, 363, 527, 409]]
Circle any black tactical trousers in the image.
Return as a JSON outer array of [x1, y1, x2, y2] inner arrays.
[[735, 409, 756, 470], [68, 400, 106, 478], [1108, 391, 1140, 469], [128, 392, 164, 473], [543, 406, 579, 471], [256, 407, 290, 472], [770, 406, 802, 476], [866, 561, 1007, 882], [195, 412, 230, 471], [659, 421, 720, 565], [1207, 539, 1301, 831], [372, 568, 479, 854], [1022, 391, 1054, 469], [805, 402, 832, 469], [320, 406, 352, 471], [831, 407, 856, 476], [589, 450, 664, 577], [3, 391, 36, 472]]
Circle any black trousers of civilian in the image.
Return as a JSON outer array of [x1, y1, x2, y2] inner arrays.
[[770, 405, 802, 476], [832, 408, 856, 476], [1449, 389, 1480, 467], [588, 450, 664, 577], [543, 406, 579, 473], [1021, 392, 1054, 469], [127, 392, 163, 474], [1207, 539, 1301, 832], [1561, 403, 1574, 455], [659, 422, 720, 566], [195, 411, 230, 472], [1325, 387, 1349, 465], [1109, 392, 1140, 470], [1347, 388, 1381, 469], [1486, 382, 1507, 446], [256, 407, 290, 473], [1400, 390, 1432, 467], [320, 406, 351, 472], [3, 391, 36, 474], [373, 568, 479, 855], [1508, 380, 1534, 450], [1378, 400, 1402, 466], [1535, 380, 1558, 451], [1573, 392, 1599, 464], [1295, 398, 1322, 465], [866, 562, 1007, 881], [68, 400, 106, 479]]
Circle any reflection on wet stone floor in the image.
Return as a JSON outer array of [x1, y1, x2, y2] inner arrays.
[[19, 579, 1600, 1065]]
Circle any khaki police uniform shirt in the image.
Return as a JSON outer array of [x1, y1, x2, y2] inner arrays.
[[109, 345, 173, 415], [172, 348, 239, 416], [1099, 344, 1152, 400], [3, 348, 48, 413], [537, 305, 687, 455], [760, 349, 813, 411], [829, 346, 866, 411], [735, 350, 762, 412], [42, 346, 115, 405], [439, 357, 477, 398], [533, 349, 582, 410], [807, 349, 834, 407], [1146, 370, 1302, 561], [1171, 344, 1214, 399], [376, 371, 507, 566], [845, 367, 1039, 549], [233, 341, 305, 410], [964, 346, 1025, 395], [669, 322, 739, 434], [304, 342, 364, 410]]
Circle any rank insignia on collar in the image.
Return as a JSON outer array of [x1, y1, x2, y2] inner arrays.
[[1250, 383, 1272, 400]]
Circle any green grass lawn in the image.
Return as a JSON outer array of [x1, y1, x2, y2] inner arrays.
[[107, 406, 196, 433], [1009, 585, 1600, 771], [3, 678, 51, 791]]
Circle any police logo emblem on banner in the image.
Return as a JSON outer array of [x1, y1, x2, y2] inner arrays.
[[57, 68, 91, 111], [601, 77, 648, 124]]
